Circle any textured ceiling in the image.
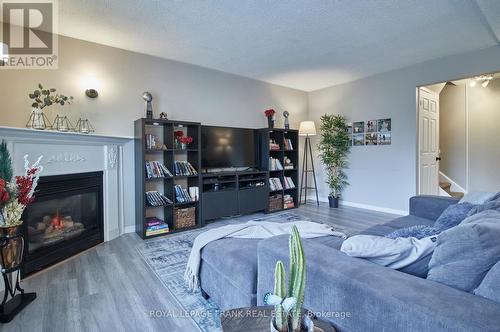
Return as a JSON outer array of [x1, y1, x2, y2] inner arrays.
[[55, 0, 500, 91]]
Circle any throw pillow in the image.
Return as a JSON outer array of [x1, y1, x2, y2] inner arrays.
[[434, 202, 477, 230], [427, 221, 500, 292], [474, 260, 500, 304], [386, 224, 441, 239], [459, 191, 496, 205]]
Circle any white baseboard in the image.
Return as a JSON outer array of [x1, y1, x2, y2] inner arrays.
[[312, 196, 407, 216], [439, 171, 466, 193], [124, 225, 136, 234]]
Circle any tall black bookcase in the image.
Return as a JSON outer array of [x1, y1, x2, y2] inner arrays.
[[134, 118, 202, 239], [258, 128, 299, 212]]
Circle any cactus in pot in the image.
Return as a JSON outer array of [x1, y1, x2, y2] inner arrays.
[[264, 225, 306, 332]]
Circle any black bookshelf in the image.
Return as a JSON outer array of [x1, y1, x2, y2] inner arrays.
[[135, 118, 202, 239], [258, 128, 299, 212]]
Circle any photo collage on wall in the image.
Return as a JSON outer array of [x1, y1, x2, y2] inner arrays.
[[347, 119, 391, 146]]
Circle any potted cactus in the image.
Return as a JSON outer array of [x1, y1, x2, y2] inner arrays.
[[264, 226, 318, 332]]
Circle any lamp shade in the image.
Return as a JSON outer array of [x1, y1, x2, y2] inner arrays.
[[299, 121, 317, 136]]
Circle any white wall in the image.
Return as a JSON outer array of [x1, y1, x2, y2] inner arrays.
[[468, 77, 500, 192], [309, 45, 500, 213], [439, 84, 467, 189], [0, 35, 308, 136], [0, 35, 308, 230]]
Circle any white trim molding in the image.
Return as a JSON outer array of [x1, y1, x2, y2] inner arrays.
[[313, 197, 408, 216]]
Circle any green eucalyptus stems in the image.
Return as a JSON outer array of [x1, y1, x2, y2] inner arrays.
[[29, 83, 73, 109]]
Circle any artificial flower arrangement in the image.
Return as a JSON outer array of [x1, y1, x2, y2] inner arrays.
[[174, 130, 194, 149], [265, 109, 276, 129], [0, 141, 43, 227]]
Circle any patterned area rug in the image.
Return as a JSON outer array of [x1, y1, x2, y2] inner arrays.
[[136, 212, 308, 332]]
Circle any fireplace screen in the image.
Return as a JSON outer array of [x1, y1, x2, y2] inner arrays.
[[26, 192, 98, 253], [22, 171, 103, 277]]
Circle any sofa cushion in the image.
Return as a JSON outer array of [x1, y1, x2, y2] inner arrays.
[[427, 219, 500, 292], [201, 238, 259, 294], [434, 202, 477, 229], [474, 260, 500, 304]]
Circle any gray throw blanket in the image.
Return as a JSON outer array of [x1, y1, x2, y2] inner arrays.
[[184, 220, 344, 290]]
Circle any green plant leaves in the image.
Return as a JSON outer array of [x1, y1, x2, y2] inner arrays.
[[317, 114, 351, 197]]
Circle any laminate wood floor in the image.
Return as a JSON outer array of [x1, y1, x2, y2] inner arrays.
[[1, 203, 396, 332]]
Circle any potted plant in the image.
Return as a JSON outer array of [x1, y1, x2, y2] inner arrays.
[[264, 226, 317, 332], [265, 109, 276, 129], [27, 83, 73, 130], [317, 114, 350, 208]]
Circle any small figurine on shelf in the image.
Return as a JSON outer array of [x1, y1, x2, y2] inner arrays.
[[283, 110, 290, 130], [142, 92, 153, 119], [174, 131, 193, 150], [159, 112, 168, 120], [265, 109, 276, 129]]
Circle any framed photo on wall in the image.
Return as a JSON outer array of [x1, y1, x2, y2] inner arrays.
[[353, 121, 364, 134], [378, 118, 391, 132], [353, 133, 364, 146]]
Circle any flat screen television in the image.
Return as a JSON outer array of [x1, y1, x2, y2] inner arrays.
[[201, 126, 257, 169]]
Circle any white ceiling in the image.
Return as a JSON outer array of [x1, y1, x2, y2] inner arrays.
[[56, 0, 500, 91]]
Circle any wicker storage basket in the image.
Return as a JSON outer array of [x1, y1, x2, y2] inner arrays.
[[174, 206, 196, 229], [268, 194, 283, 211]]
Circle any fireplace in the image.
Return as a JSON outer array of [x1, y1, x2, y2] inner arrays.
[[22, 172, 104, 276]]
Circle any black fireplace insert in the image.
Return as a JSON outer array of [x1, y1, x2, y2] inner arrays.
[[22, 171, 104, 277]]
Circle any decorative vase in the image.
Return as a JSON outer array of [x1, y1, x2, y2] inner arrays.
[[26, 107, 50, 130], [181, 143, 187, 150], [268, 117, 275, 129], [328, 196, 339, 208], [0, 223, 37, 323], [0, 225, 23, 270], [270, 312, 322, 332]]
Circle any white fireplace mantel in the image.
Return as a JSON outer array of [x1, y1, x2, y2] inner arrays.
[[0, 126, 133, 242]]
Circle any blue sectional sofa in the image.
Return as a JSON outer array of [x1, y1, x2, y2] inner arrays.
[[199, 196, 500, 331]]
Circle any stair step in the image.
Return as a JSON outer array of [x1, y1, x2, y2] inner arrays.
[[449, 191, 464, 199], [439, 181, 451, 191]]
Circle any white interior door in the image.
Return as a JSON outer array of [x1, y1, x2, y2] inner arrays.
[[419, 87, 440, 195]]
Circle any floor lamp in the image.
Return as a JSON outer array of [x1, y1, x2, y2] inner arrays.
[[298, 121, 319, 206]]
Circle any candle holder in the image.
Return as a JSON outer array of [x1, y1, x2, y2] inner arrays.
[[74, 118, 95, 134], [51, 115, 73, 132]]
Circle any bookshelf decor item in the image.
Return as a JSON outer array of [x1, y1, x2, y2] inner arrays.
[[135, 118, 201, 239], [143, 92, 153, 119]]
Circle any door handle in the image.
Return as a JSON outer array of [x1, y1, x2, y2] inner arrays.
[[436, 157, 441, 161]]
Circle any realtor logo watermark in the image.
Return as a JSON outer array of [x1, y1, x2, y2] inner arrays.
[[1, 0, 58, 69]]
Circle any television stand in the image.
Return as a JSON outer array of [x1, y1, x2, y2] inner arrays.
[[201, 170, 268, 221]]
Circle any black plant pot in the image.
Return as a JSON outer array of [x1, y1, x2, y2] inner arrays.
[[268, 117, 274, 129], [328, 196, 339, 208]]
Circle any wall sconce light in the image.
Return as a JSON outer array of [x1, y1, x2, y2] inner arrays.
[[85, 88, 98, 98]]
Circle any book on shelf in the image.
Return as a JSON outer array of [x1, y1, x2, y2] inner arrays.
[[145, 134, 161, 150], [283, 194, 295, 209], [269, 177, 283, 191], [283, 177, 296, 189], [145, 217, 169, 236], [174, 185, 198, 203], [269, 139, 280, 151], [174, 161, 198, 176], [145, 191, 173, 206], [284, 138, 294, 151], [269, 157, 283, 171], [145, 161, 173, 178]]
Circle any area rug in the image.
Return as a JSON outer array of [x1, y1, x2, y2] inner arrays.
[[136, 212, 308, 332]]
